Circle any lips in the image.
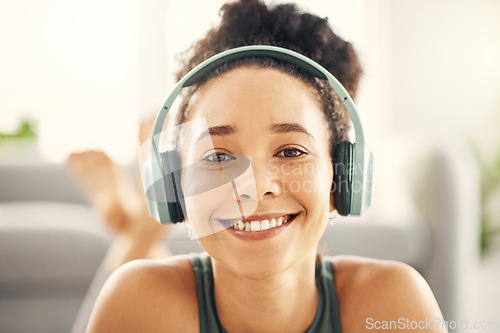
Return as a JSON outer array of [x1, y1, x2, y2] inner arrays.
[[218, 213, 298, 232]]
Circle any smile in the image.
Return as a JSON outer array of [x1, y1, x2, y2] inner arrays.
[[219, 214, 298, 232]]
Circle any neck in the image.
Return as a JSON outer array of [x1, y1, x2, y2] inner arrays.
[[212, 250, 319, 333]]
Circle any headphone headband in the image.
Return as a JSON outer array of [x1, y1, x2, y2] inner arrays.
[[148, 45, 372, 218], [153, 46, 364, 147]]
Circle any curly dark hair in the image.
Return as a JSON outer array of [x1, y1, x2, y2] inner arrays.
[[173, 0, 363, 151]]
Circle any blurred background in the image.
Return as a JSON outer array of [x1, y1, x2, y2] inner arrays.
[[1, 0, 499, 332]]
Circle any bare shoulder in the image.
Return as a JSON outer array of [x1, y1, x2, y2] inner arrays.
[[331, 255, 447, 332], [86, 254, 199, 333]]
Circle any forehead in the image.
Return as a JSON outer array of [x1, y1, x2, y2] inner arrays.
[[185, 66, 326, 129]]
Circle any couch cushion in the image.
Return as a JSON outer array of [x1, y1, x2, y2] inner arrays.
[[0, 202, 111, 333]]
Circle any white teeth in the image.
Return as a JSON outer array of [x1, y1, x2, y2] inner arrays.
[[229, 215, 294, 232], [261, 220, 270, 230], [237, 221, 245, 230], [250, 221, 261, 231], [232, 221, 245, 230]]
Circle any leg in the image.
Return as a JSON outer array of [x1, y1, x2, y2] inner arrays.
[[66, 150, 170, 265]]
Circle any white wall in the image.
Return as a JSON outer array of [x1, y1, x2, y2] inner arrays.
[[0, 0, 141, 164], [137, 0, 169, 118], [388, 0, 500, 147]]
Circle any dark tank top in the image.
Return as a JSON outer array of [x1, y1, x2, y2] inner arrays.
[[191, 252, 342, 332]]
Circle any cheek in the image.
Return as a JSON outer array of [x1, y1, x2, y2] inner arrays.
[[182, 164, 258, 238], [183, 185, 228, 237], [278, 161, 332, 206], [180, 164, 230, 237]]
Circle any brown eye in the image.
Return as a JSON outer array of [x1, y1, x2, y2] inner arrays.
[[203, 152, 235, 163], [276, 148, 307, 158]]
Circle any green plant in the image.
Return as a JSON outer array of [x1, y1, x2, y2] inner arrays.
[[475, 144, 500, 253], [0, 118, 37, 143]]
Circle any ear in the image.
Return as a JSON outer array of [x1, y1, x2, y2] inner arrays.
[[329, 191, 336, 213]]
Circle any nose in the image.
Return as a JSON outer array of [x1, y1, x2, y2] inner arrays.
[[233, 158, 282, 201]]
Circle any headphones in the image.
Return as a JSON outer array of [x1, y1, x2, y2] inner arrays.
[[142, 45, 373, 224]]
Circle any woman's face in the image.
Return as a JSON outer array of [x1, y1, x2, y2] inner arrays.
[[180, 66, 334, 279]]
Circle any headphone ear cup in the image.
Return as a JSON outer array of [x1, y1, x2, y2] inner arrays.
[[160, 151, 185, 223], [332, 141, 354, 216]]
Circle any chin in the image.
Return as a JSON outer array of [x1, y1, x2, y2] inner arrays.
[[200, 220, 322, 280]]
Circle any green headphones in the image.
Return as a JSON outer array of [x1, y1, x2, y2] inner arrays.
[[141, 45, 373, 224]]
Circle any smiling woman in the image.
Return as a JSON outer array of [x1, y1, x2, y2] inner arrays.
[[181, 66, 334, 280], [86, 1, 447, 332]]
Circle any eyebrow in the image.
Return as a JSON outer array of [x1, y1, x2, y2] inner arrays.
[[193, 122, 315, 144], [271, 123, 316, 141], [194, 125, 236, 144]]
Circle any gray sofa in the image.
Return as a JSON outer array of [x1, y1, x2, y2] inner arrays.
[[0, 133, 481, 332]]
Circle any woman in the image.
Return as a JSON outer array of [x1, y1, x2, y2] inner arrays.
[[87, 1, 446, 332]]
